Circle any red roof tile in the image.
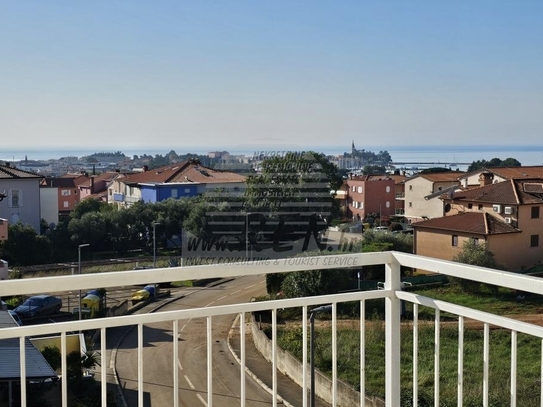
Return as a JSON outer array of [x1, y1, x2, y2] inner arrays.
[[412, 212, 520, 235], [449, 178, 543, 205], [123, 160, 245, 185], [417, 172, 464, 182]]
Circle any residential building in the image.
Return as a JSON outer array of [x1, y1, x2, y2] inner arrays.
[[78, 171, 127, 202], [0, 163, 42, 232], [345, 174, 406, 223], [40, 173, 89, 220], [404, 171, 463, 223], [108, 159, 246, 208], [459, 166, 543, 188], [413, 178, 543, 270]]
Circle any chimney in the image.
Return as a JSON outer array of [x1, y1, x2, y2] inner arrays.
[[478, 172, 494, 187]]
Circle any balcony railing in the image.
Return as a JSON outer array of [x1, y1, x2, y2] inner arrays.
[[2, 252, 543, 407]]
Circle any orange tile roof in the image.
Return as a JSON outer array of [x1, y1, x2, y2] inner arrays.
[[412, 212, 520, 235], [124, 160, 246, 185], [449, 178, 543, 205], [462, 166, 543, 180], [417, 172, 464, 182]]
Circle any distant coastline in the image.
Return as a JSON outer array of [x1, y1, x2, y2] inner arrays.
[[2, 144, 543, 167]]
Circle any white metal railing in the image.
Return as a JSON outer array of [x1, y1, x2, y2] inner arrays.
[[2, 252, 543, 407]]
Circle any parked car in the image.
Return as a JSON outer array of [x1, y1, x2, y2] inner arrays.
[[8, 310, 23, 326], [14, 295, 62, 319]]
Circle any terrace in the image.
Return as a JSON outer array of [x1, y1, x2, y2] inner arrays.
[[1, 251, 543, 407]]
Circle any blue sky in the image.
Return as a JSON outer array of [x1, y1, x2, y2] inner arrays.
[[1, 1, 542, 154]]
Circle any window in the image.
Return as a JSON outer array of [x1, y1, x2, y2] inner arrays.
[[386, 186, 391, 193], [468, 203, 473, 209], [452, 235, 458, 246], [352, 186, 356, 192], [357, 186, 363, 193], [531, 234, 539, 247], [61, 189, 71, 196], [409, 185, 413, 191], [185, 188, 191, 193], [473, 238, 479, 245], [386, 201, 390, 208], [9, 189, 22, 208], [532, 206, 540, 219], [63, 201, 69, 208], [409, 202, 412, 208], [478, 204, 483, 210], [171, 189, 178, 198]]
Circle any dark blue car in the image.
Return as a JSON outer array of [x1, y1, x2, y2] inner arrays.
[[14, 295, 62, 319]]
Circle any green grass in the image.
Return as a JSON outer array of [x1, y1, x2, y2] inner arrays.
[[275, 285, 543, 407], [277, 322, 543, 407]]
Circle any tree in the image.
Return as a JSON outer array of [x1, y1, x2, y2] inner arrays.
[[451, 239, 504, 292], [0, 223, 53, 266], [362, 164, 387, 175], [467, 157, 522, 172]]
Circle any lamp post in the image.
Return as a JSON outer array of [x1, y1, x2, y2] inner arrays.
[[245, 213, 251, 260], [152, 222, 160, 268], [309, 305, 333, 407], [152, 222, 160, 299], [78, 244, 90, 322]]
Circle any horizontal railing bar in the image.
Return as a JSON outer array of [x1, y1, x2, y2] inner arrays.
[[0, 289, 390, 340], [399, 291, 543, 338], [0, 253, 392, 297], [393, 252, 543, 295]]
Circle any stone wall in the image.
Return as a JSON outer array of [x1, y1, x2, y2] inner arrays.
[[250, 314, 385, 407]]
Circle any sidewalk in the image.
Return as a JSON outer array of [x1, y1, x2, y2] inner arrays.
[[229, 325, 331, 407]]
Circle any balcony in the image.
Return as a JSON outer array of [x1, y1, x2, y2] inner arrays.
[[2, 252, 543, 406]]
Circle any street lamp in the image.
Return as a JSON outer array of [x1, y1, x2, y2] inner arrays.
[[152, 222, 160, 268], [78, 244, 90, 321], [309, 305, 333, 407], [245, 213, 251, 260], [152, 222, 160, 299]]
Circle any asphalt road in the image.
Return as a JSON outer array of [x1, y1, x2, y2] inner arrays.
[[113, 275, 278, 407]]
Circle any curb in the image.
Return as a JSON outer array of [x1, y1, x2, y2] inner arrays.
[[227, 314, 294, 407]]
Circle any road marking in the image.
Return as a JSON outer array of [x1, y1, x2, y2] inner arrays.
[[217, 295, 227, 301], [177, 359, 183, 371], [184, 375, 195, 389], [231, 290, 241, 295], [245, 284, 256, 289], [196, 393, 208, 406], [205, 301, 215, 307]]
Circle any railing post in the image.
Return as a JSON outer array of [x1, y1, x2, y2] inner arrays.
[[385, 255, 401, 407]]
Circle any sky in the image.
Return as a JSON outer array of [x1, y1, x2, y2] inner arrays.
[[1, 1, 542, 155]]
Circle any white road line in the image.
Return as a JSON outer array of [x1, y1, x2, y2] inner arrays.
[[217, 295, 227, 301], [205, 301, 215, 307], [231, 289, 241, 295], [184, 375, 195, 389], [245, 284, 256, 289], [177, 359, 183, 371], [196, 393, 208, 406]]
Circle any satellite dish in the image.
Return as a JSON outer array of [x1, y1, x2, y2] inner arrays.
[[444, 204, 451, 213]]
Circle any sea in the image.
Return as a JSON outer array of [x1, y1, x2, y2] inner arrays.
[[2, 144, 543, 171]]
